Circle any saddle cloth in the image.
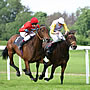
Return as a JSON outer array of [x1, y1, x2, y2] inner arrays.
[[14, 35, 35, 47], [45, 40, 63, 52], [14, 36, 24, 46]]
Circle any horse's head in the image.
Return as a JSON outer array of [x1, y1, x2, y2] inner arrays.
[[65, 30, 77, 50], [37, 25, 50, 43]]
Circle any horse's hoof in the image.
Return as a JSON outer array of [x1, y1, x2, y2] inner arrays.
[[31, 78, 37, 82], [61, 82, 63, 85], [25, 71, 30, 75], [44, 78, 49, 81], [31, 78, 34, 81], [16, 72, 20, 77], [23, 69, 26, 72], [39, 75, 43, 80], [34, 78, 38, 82]]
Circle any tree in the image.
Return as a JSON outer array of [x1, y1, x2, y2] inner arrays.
[[71, 7, 90, 45], [34, 12, 47, 25], [4, 12, 32, 40], [1, 0, 25, 23], [0, 0, 32, 40], [74, 7, 90, 37]]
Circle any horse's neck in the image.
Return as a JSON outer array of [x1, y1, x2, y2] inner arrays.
[[31, 35, 42, 49], [65, 39, 71, 48]]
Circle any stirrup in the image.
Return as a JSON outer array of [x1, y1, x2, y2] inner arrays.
[[18, 46, 22, 50], [46, 49, 52, 55]]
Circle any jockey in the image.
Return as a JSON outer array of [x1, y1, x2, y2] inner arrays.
[[18, 17, 40, 49], [47, 17, 69, 53], [50, 17, 69, 42]]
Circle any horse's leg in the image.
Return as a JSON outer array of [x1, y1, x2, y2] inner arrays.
[[39, 61, 52, 80], [34, 62, 40, 82], [8, 51, 20, 76], [60, 64, 66, 84], [24, 61, 35, 81], [44, 64, 56, 81]]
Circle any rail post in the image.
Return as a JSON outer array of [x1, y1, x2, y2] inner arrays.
[[7, 57, 10, 80], [85, 49, 89, 84]]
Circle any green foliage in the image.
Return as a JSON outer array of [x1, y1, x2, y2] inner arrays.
[[0, 0, 32, 40], [0, 40, 7, 45], [4, 12, 32, 40], [0, 0, 90, 45], [71, 7, 90, 45], [34, 12, 47, 25], [0, 0, 24, 23], [0, 24, 6, 40], [75, 7, 90, 36], [76, 35, 88, 45]]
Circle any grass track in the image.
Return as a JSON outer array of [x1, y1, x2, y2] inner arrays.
[[0, 73, 90, 90], [0, 50, 90, 90]]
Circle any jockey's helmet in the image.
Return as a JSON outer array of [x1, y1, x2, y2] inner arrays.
[[31, 17, 39, 24], [58, 17, 64, 24]]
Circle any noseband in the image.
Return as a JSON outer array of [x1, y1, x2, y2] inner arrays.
[[36, 26, 49, 42], [71, 41, 76, 45]]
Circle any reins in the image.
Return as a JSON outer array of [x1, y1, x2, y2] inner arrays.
[[36, 33, 43, 40], [36, 26, 46, 40], [66, 34, 76, 46]]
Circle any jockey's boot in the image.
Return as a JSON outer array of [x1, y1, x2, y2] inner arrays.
[[18, 40, 25, 50], [46, 47, 52, 54], [46, 43, 53, 55]]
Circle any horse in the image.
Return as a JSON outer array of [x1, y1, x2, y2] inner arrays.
[[2, 25, 50, 82], [39, 30, 77, 84]]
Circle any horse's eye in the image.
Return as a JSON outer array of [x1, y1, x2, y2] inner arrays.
[[42, 29, 44, 32]]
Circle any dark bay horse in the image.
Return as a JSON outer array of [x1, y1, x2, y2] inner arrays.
[[2, 25, 50, 82], [39, 30, 77, 84]]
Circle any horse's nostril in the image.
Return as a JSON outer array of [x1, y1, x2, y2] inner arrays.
[[73, 46, 77, 49]]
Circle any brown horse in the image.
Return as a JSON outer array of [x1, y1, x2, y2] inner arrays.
[[2, 25, 50, 82], [39, 30, 77, 84]]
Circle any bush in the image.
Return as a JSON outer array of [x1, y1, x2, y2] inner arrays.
[[76, 35, 89, 45], [0, 41, 7, 45]]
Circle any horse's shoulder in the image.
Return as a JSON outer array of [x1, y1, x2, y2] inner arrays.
[[10, 34, 20, 39], [8, 34, 20, 44]]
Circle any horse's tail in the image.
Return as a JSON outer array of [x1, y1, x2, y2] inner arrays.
[[2, 47, 8, 60]]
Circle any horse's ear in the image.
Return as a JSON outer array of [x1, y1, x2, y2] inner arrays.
[[64, 31, 69, 38], [69, 30, 76, 35]]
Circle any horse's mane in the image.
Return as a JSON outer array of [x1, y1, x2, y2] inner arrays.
[[40, 24, 46, 27], [68, 30, 76, 34], [28, 25, 45, 44]]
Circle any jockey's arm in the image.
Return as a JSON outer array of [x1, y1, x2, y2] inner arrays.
[[19, 28, 25, 32], [63, 23, 69, 32], [50, 24, 57, 34], [31, 24, 40, 32], [37, 24, 40, 28], [19, 21, 32, 32], [19, 28, 29, 32]]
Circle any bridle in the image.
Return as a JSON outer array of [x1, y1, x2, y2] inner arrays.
[[67, 34, 77, 49], [36, 26, 50, 42], [37, 33, 43, 40]]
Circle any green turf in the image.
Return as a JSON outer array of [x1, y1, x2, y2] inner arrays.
[[0, 50, 90, 73], [0, 41, 7, 45], [0, 50, 90, 90], [0, 73, 90, 90]]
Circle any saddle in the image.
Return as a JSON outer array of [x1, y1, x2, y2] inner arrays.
[[14, 36, 24, 47], [45, 40, 63, 55], [14, 35, 35, 47]]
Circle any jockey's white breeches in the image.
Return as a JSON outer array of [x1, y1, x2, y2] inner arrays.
[[50, 31, 65, 43], [20, 32, 35, 41]]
